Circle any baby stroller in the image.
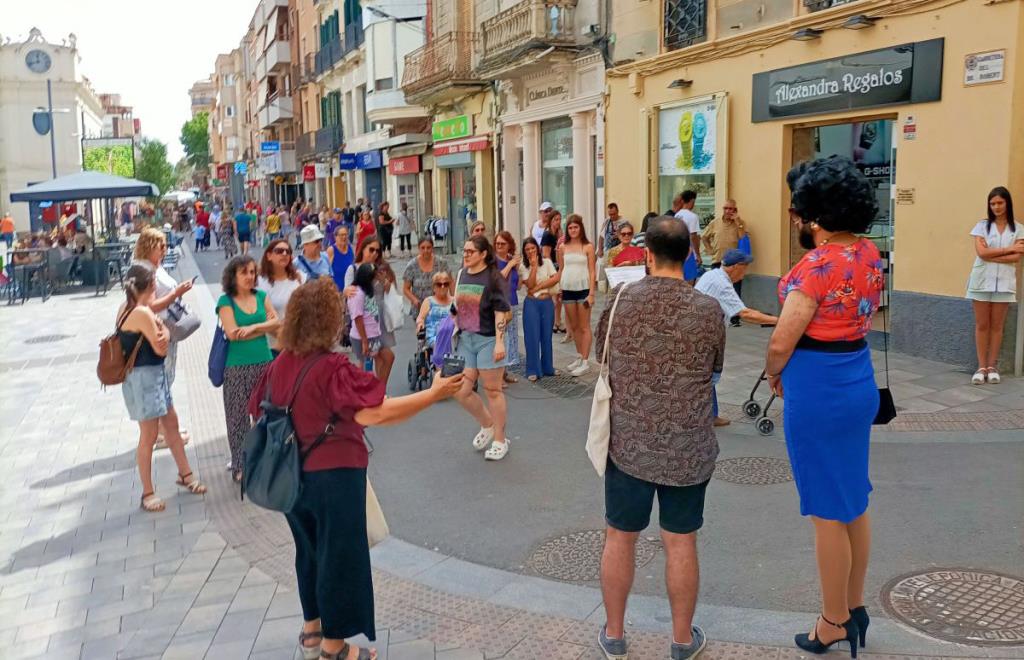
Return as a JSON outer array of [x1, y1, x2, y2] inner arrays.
[[743, 369, 779, 436], [407, 328, 433, 391]]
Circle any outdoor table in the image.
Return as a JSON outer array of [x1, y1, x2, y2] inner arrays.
[[6, 248, 50, 305]]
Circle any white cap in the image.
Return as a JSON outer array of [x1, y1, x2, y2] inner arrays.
[[539, 201, 553, 211], [300, 224, 324, 245]]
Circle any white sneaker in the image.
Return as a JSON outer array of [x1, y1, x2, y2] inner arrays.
[[971, 369, 987, 385], [484, 439, 509, 461], [570, 361, 590, 377], [567, 356, 582, 371], [472, 426, 495, 451], [561, 333, 573, 344], [987, 369, 1001, 384]]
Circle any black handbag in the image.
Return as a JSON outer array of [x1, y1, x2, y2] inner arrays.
[[241, 353, 336, 512], [874, 304, 897, 425]]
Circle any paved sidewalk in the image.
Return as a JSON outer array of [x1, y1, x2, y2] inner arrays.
[[1, 246, 1021, 659]]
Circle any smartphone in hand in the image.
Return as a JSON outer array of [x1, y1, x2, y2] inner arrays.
[[441, 355, 466, 377]]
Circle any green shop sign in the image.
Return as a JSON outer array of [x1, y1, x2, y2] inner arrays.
[[432, 115, 471, 142]]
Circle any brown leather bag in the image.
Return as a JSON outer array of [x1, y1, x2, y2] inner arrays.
[[97, 307, 143, 386]]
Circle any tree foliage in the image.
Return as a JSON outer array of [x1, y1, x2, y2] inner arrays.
[[180, 112, 211, 172], [83, 145, 134, 178], [135, 138, 174, 195], [173, 158, 195, 189]]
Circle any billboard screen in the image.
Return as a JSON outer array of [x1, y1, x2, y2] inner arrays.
[[82, 137, 135, 178]]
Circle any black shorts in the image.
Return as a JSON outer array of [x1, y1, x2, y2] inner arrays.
[[561, 288, 590, 303], [605, 459, 709, 535]]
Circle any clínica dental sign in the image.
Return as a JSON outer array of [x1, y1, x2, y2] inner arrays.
[[752, 39, 944, 122]]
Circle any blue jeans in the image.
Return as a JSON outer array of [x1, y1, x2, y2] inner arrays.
[[523, 296, 555, 378], [711, 371, 722, 417]]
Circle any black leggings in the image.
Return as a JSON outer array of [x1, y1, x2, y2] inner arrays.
[[285, 467, 375, 640], [399, 233, 412, 251], [379, 225, 394, 252]]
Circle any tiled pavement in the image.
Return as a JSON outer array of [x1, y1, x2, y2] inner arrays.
[[1, 249, 1021, 660]]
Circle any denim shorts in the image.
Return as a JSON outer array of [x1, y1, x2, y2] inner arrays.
[[605, 460, 709, 535], [457, 331, 506, 371], [237, 231, 252, 243], [122, 365, 173, 421]]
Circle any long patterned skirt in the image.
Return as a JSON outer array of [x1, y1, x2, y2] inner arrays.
[[504, 305, 521, 368], [222, 362, 268, 471]]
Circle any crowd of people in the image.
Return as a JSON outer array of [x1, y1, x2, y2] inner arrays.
[[101, 156, 1024, 660]]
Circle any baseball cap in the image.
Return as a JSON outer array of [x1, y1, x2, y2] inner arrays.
[[539, 201, 553, 212], [722, 249, 753, 267], [300, 224, 325, 245]]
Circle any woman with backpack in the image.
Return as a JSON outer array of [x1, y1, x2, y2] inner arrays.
[[247, 278, 462, 660], [218, 255, 279, 482], [117, 264, 206, 512]]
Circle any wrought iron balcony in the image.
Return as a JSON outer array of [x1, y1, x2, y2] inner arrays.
[[315, 37, 341, 76], [342, 21, 365, 58], [296, 131, 317, 160], [402, 32, 484, 106], [478, 0, 577, 74], [301, 53, 317, 83], [296, 125, 345, 161]]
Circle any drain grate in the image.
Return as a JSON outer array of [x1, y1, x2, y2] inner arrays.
[[25, 334, 72, 344], [883, 569, 1024, 646], [513, 366, 595, 399], [714, 457, 793, 485], [527, 529, 658, 583]]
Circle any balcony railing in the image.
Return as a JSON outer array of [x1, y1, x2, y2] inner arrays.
[[316, 125, 344, 154], [301, 53, 317, 83], [479, 1, 577, 70], [315, 37, 341, 76], [297, 131, 316, 160], [343, 21, 365, 58], [403, 32, 483, 104]]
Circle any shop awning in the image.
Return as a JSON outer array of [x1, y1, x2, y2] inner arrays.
[[9, 171, 159, 202], [389, 143, 429, 158]]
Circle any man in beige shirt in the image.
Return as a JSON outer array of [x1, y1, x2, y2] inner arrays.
[[701, 199, 747, 267]]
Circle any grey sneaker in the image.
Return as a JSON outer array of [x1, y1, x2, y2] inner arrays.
[[670, 625, 706, 659], [598, 624, 628, 659]]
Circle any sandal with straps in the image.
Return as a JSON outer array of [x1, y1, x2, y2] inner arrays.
[[298, 631, 323, 660], [321, 642, 376, 660], [176, 472, 207, 495], [140, 492, 165, 512]]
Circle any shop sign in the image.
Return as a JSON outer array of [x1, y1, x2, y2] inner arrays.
[[896, 188, 916, 205], [388, 155, 420, 175], [257, 152, 282, 175], [356, 151, 383, 169], [216, 164, 228, 180], [433, 137, 489, 156], [314, 163, 331, 179], [658, 99, 717, 176], [525, 74, 570, 108], [752, 39, 944, 122], [233, 162, 248, 175], [432, 115, 472, 142], [903, 116, 917, 141], [964, 50, 1005, 86], [260, 140, 280, 153], [303, 165, 316, 182], [339, 153, 357, 170]]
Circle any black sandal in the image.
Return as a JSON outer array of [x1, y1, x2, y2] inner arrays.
[[321, 642, 375, 660]]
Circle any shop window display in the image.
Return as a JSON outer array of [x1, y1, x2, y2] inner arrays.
[[657, 100, 717, 229], [542, 118, 574, 220]]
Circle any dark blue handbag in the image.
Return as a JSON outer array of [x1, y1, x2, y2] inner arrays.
[[737, 234, 752, 256], [208, 324, 229, 387]]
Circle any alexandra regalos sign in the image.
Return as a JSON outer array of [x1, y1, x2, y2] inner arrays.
[[752, 39, 944, 122]]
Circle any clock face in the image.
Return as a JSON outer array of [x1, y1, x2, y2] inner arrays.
[[25, 49, 52, 74]]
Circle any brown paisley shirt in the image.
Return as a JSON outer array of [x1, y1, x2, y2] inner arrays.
[[595, 276, 725, 487]]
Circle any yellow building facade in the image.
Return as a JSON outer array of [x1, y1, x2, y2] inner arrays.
[[606, 0, 1024, 369]]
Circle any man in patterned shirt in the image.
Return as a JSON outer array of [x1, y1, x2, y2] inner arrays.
[[595, 215, 724, 660]]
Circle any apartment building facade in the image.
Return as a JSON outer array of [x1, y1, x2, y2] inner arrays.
[[604, 0, 1024, 369]]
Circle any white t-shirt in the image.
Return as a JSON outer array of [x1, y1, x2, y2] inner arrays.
[[257, 273, 307, 348], [675, 209, 700, 235], [695, 267, 745, 323], [968, 220, 1024, 294], [532, 221, 546, 244]]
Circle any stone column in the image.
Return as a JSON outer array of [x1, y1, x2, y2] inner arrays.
[[571, 111, 593, 234], [501, 125, 521, 238], [521, 121, 540, 242]]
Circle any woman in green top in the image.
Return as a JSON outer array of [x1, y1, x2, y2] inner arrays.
[[217, 255, 278, 482]]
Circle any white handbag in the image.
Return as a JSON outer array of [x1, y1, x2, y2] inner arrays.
[[585, 283, 630, 476], [365, 477, 389, 548], [382, 284, 405, 332], [164, 299, 201, 342]]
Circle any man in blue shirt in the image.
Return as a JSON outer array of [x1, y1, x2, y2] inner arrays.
[[234, 208, 254, 255]]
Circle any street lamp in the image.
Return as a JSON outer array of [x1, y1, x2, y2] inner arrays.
[[33, 78, 72, 179]]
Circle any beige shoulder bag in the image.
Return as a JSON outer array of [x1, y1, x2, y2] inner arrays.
[[585, 283, 630, 476]]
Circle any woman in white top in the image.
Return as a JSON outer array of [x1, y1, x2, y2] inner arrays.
[[519, 237, 560, 382], [967, 187, 1024, 384], [558, 214, 597, 377], [257, 238, 307, 356]]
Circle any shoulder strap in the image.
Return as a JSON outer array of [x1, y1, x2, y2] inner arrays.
[[600, 283, 631, 369], [298, 255, 315, 277], [286, 352, 329, 410]]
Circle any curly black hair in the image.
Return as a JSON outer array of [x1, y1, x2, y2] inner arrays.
[[221, 255, 257, 297], [787, 156, 878, 234]]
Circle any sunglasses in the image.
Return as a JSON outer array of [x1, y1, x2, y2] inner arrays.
[[271, 247, 292, 255], [367, 247, 380, 253], [620, 232, 634, 238], [723, 207, 737, 212], [434, 282, 451, 288]]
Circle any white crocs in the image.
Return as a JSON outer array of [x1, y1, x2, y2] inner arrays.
[[472, 426, 495, 451], [484, 439, 509, 461], [971, 369, 987, 385], [987, 369, 1001, 384]]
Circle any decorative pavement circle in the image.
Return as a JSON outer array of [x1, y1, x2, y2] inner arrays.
[[882, 568, 1024, 647], [714, 457, 793, 485], [25, 333, 71, 344], [526, 529, 658, 583]]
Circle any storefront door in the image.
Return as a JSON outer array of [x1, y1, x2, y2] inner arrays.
[[447, 166, 476, 254], [364, 168, 384, 210], [397, 177, 418, 236], [541, 118, 573, 219]]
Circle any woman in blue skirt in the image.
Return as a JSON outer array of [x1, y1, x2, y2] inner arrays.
[[766, 156, 884, 657]]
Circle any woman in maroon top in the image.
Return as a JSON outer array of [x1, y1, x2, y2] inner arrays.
[[248, 278, 463, 660]]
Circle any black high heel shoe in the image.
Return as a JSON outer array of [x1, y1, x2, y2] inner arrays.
[[849, 606, 869, 648], [795, 614, 860, 658]]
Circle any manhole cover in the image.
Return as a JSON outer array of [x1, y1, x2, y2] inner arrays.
[[25, 334, 71, 345], [526, 529, 657, 583], [513, 366, 594, 399], [714, 457, 793, 485], [882, 569, 1024, 647]]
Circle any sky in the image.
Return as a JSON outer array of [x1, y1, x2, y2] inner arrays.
[[6, 0, 256, 162]]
